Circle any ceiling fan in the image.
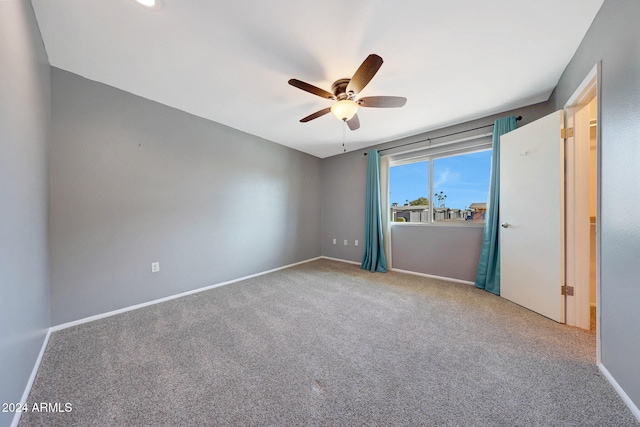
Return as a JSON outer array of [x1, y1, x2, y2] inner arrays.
[[288, 54, 407, 131]]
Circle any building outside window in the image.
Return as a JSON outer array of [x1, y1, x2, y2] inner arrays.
[[389, 149, 491, 224]]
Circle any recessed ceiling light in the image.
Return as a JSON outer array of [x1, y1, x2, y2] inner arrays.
[[135, 0, 159, 8]]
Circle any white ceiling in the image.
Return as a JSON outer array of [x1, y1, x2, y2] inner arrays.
[[31, 0, 604, 158]]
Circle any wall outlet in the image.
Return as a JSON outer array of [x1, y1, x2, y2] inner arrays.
[[332, 238, 336, 245], [355, 240, 359, 246], [151, 262, 160, 273], [344, 240, 348, 245]]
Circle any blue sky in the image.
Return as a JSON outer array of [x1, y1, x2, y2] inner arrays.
[[389, 150, 492, 210]]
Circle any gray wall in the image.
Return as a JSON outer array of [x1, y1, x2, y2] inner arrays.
[[321, 147, 368, 262], [321, 102, 548, 282], [391, 225, 483, 282], [0, 1, 51, 425], [50, 69, 322, 325], [5, 0, 638, 417], [549, 0, 640, 409]]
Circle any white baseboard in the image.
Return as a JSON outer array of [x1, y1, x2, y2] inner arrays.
[[390, 267, 475, 285], [320, 256, 361, 266], [598, 363, 640, 422], [11, 328, 52, 427], [319, 256, 475, 286], [51, 256, 322, 332]]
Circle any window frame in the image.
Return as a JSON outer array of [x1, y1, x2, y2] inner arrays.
[[388, 142, 492, 227]]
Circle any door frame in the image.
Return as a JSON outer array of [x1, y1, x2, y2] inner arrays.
[[564, 62, 601, 363]]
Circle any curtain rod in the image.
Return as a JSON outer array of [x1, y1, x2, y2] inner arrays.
[[363, 115, 522, 155]]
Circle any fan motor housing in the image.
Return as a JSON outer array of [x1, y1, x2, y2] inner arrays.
[[331, 78, 353, 100]]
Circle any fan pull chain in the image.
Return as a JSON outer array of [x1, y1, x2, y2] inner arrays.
[[342, 120, 347, 152]]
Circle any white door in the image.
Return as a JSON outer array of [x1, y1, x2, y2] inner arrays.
[[500, 111, 565, 323]]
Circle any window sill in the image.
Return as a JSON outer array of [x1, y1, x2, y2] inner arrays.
[[390, 221, 485, 228]]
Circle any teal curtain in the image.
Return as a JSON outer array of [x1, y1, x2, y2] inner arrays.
[[361, 149, 387, 272], [475, 116, 518, 295]]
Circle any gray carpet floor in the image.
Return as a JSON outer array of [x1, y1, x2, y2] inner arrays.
[[19, 259, 639, 426]]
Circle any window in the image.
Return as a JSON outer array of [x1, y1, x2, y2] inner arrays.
[[389, 149, 491, 224]]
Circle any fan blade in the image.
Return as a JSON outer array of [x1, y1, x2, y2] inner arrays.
[[288, 79, 335, 100], [347, 114, 360, 130], [300, 107, 332, 122], [358, 96, 407, 108], [346, 54, 383, 95]]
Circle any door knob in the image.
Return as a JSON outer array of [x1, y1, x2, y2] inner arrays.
[[501, 223, 511, 228]]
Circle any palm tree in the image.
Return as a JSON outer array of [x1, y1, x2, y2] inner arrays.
[[436, 191, 447, 207]]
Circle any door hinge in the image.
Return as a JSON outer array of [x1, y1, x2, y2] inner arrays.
[[561, 127, 574, 139], [561, 285, 574, 296]]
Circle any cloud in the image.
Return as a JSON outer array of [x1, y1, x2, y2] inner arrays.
[[433, 168, 460, 187]]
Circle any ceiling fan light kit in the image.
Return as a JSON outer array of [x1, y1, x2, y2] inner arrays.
[[289, 54, 406, 131], [331, 99, 359, 121]]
